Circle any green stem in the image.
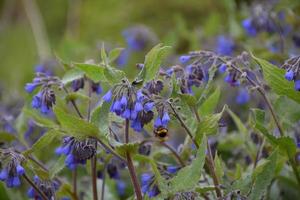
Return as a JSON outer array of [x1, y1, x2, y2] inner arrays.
[[23, 174, 48, 200]]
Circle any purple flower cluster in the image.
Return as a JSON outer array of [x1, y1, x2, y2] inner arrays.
[[103, 82, 157, 132], [27, 176, 59, 199], [55, 137, 96, 169], [282, 56, 300, 91], [25, 73, 60, 114], [0, 154, 25, 188]]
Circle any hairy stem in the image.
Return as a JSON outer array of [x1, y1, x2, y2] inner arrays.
[[101, 163, 107, 200], [125, 119, 143, 200], [72, 170, 77, 198], [91, 141, 98, 200], [23, 174, 48, 200], [63, 87, 84, 119], [160, 142, 186, 167]]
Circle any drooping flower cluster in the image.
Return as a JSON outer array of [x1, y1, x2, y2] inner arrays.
[[242, 3, 291, 37], [102, 79, 157, 132], [55, 137, 96, 169], [25, 72, 61, 114], [282, 55, 300, 91], [27, 176, 59, 200], [117, 26, 157, 66], [0, 149, 25, 188]]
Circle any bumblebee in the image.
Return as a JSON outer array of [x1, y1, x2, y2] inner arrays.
[[154, 126, 169, 141]]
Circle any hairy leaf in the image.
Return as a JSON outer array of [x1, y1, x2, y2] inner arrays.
[[198, 87, 221, 116], [61, 68, 85, 85], [253, 55, 300, 104], [75, 63, 106, 82]]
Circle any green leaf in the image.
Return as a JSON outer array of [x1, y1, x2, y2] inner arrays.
[[104, 66, 126, 84], [226, 107, 248, 135], [23, 108, 58, 128], [65, 92, 90, 103], [214, 153, 224, 180], [0, 132, 16, 143], [49, 156, 65, 179], [53, 106, 99, 138], [178, 94, 197, 107], [114, 142, 139, 157], [195, 105, 226, 144], [277, 137, 297, 158], [0, 183, 9, 200], [167, 136, 206, 194], [249, 149, 278, 200], [253, 55, 300, 104], [23, 129, 62, 156], [108, 48, 124, 63], [91, 102, 110, 134], [198, 87, 221, 116], [139, 44, 171, 82], [75, 63, 106, 82], [61, 68, 85, 85]]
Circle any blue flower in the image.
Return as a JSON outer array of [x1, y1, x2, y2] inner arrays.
[[295, 80, 300, 91], [103, 90, 112, 102], [120, 96, 128, 107], [162, 112, 170, 127], [131, 120, 142, 132], [144, 102, 154, 112], [107, 163, 120, 179], [16, 165, 25, 176], [236, 88, 250, 105], [216, 36, 235, 56], [224, 74, 240, 87], [116, 48, 131, 67], [218, 64, 227, 74], [116, 180, 126, 196], [285, 70, 294, 81], [25, 83, 38, 93], [179, 55, 191, 64], [134, 101, 143, 112], [154, 117, 162, 128], [166, 166, 179, 174], [31, 92, 42, 109], [242, 18, 257, 36], [140, 173, 160, 198], [0, 169, 8, 181]]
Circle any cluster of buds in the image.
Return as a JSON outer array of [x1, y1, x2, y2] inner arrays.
[[27, 176, 59, 199], [55, 137, 96, 169], [0, 149, 25, 188], [25, 73, 61, 114], [282, 55, 300, 91]]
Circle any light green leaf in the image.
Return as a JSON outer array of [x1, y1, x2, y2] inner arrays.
[[61, 68, 85, 85], [178, 94, 197, 107], [214, 153, 224, 181], [195, 105, 226, 144], [253, 55, 300, 104], [23, 108, 58, 128], [91, 102, 110, 134], [75, 63, 106, 82], [167, 136, 206, 194], [53, 106, 99, 138], [198, 87, 221, 116], [249, 149, 278, 200], [23, 129, 62, 156], [65, 92, 90, 103], [108, 48, 124, 63], [226, 107, 248, 135], [104, 66, 126, 84], [49, 156, 65, 179], [115, 142, 139, 157], [139, 44, 171, 83]]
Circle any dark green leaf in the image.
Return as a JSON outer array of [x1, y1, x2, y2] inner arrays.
[[0, 132, 16, 143], [226, 107, 248, 135], [104, 66, 126, 84], [253, 55, 300, 104], [65, 92, 90, 103], [178, 94, 197, 107]]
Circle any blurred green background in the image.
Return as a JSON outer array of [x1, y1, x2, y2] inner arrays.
[[0, 0, 248, 94]]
